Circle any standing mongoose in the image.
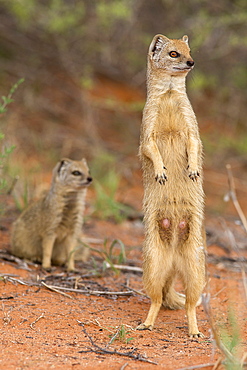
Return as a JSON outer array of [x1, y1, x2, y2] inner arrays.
[[137, 34, 206, 338], [11, 158, 92, 271]]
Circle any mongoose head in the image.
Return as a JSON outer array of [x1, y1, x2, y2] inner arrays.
[[53, 158, 92, 191], [148, 34, 194, 76]]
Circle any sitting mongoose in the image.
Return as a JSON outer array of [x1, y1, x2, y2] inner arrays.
[[137, 34, 206, 337], [11, 158, 92, 271]]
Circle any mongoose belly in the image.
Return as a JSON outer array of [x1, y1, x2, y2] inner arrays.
[[142, 133, 204, 247]]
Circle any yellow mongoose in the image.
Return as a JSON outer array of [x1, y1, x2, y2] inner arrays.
[[11, 158, 92, 271], [137, 34, 205, 337]]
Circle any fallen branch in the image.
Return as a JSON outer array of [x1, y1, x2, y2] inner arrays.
[[225, 164, 247, 233], [42, 284, 133, 296], [41, 282, 72, 299], [0, 273, 19, 278], [122, 284, 148, 298], [78, 323, 158, 365], [218, 218, 247, 299], [177, 362, 221, 370], [6, 276, 29, 286], [202, 294, 241, 368], [225, 165, 247, 300], [0, 251, 32, 271], [79, 236, 104, 244], [120, 363, 129, 370], [104, 262, 142, 273]]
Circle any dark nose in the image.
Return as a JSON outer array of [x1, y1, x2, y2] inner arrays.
[[187, 60, 194, 67], [87, 176, 93, 183]]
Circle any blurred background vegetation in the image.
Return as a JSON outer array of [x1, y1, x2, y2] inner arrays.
[[0, 0, 246, 216]]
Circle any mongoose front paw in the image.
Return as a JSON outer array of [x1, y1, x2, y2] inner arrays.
[[155, 167, 167, 184], [187, 167, 200, 181], [136, 323, 153, 331]]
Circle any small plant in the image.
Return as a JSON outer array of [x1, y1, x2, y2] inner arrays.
[[101, 239, 126, 272], [0, 79, 24, 212], [79, 238, 126, 274], [0, 79, 24, 114], [219, 308, 242, 370], [203, 295, 244, 370], [90, 151, 133, 223], [109, 324, 134, 345]]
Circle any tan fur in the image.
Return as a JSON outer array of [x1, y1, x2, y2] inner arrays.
[[11, 158, 92, 271], [137, 34, 206, 337]]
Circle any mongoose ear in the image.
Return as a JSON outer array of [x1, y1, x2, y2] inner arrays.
[[182, 35, 189, 45], [55, 158, 71, 176], [149, 34, 169, 61], [81, 158, 89, 170], [57, 160, 65, 173], [81, 157, 87, 165]]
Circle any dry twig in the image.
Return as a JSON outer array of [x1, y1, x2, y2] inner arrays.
[[122, 284, 148, 298], [225, 164, 247, 232], [30, 312, 45, 330], [202, 294, 241, 368], [225, 165, 247, 299], [120, 363, 129, 370], [6, 276, 29, 286], [104, 262, 142, 273], [41, 282, 72, 299], [78, 323, 158, 365], [2, 303, 12, 326], [42, 284, 133, 297], [178, 362, 221, 370]]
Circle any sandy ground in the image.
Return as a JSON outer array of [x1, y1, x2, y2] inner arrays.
[[1, 199, 247, 370]]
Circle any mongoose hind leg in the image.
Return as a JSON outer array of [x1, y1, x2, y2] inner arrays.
[[137, 238, 173, 331], [182, 245, 205, 338], [136, 293, 162, 331]]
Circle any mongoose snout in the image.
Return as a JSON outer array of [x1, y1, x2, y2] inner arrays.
[[186, 60, 194, 67]]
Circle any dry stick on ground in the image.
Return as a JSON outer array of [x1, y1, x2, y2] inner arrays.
[[212, 357, 223, 370], [120, 363, 129, 370], [42, 284, 134, 297], [121, 284, 148, 298], [41, 281, 72, 299], [2, 303, 12, 326], [226, 164, 247, 298], [78, 323, 158, 365], [104, 262, 143, 273], [202, 294, 241, 368], [177, 362, 222, 370], [6, 276, 29, 286], [226, 164, 247, 233], [30, 312, 45, 330], [0, 251, 33, 271]]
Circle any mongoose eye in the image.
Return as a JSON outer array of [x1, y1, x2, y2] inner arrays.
[[72, 170, 82, 176], [169, 51, 180, 58]]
